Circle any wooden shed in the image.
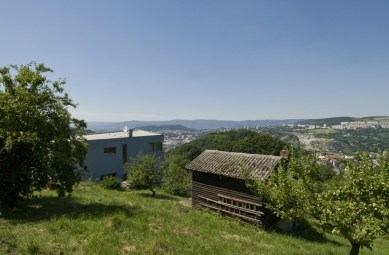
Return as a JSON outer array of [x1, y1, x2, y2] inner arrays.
[[185, 150, 282, 228]]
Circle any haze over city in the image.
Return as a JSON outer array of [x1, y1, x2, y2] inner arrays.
[[1, 1, 388, 122]]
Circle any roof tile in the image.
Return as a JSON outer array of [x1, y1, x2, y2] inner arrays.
[[185, 150, 281, 180]]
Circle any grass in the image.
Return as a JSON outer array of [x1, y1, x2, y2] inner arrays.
[[1, 183, 388, 255]]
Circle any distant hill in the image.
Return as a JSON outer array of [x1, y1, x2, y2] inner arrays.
[[294, 117, 357, 126], [294, 116, 389, 127], [360, 116, 389, 122], [87, 119, 305, 131], [135, 125, 195, 132]]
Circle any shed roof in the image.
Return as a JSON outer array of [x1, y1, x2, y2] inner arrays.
[[185, 150, 282, 180]]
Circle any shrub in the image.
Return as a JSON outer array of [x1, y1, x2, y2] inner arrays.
[[100, 176, 122, 190], [163, 162, 191, 196]]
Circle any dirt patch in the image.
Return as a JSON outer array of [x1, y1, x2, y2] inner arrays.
[[123, 245, 136, 253], [175, 226, 194, 237], [155, 241, 173, 253], [224, 234, 240, 241], [178, 198, 192, 208], [149, 223, 163, 232]]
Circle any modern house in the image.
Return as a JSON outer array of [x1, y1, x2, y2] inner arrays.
[[186, 150, 285, 228], [83, 127, 164, 181]]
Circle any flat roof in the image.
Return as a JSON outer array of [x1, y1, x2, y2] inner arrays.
[[84, 130, 161, 141]]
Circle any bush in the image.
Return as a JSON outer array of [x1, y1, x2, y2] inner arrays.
[[100, 176, 122, 190], [163, 162, 191, 196]]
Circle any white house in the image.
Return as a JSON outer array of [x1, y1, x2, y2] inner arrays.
[[83, 127, 164, 181]]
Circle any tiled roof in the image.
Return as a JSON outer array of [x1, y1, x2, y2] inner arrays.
[[185, 150, 281, 180]]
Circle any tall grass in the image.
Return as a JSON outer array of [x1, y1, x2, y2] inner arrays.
[[0, 182, 387, 255]]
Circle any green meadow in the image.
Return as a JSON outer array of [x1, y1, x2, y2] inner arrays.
[[0, 182, 387, 255]]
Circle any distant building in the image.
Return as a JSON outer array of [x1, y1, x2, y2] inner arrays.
[[83, 128, 164, 181]]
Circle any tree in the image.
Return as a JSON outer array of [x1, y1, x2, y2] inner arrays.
[[124, 151, 163, 197], [318, 151, 389, 255], [245, 146, 325, 230], [0, 62, 88, 211], [163, 161, 191, 196], [246, 147, 389, 255]]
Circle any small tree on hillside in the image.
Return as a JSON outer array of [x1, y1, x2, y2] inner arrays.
[[163, 161, 191, 196], [245, 146, 325, 230], [124, 151, 163, 197], [246, 147, 389, 255], [318, 151, 389, 255]]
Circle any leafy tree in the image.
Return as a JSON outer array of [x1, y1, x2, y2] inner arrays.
[[124, 151, 163, 197], [318, 151, 389, 255], [246, 148, 389, 255], [163, 161, 191, 196], [0, 62, 88, 211], [245, 146, 325, 230]]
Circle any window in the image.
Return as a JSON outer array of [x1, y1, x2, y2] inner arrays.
[[122, 144, 127, 165], [104, 147, 116, 154], [148, 142, 163, 152]]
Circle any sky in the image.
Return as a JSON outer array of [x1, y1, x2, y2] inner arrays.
[[1, 1, 388, 122]]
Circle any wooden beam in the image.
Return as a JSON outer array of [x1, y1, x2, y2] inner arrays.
[[199, 203, 262, 223], [217, 193, 263, 207], [198, 195, 264, 215]]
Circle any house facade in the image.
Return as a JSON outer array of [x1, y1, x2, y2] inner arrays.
[[186, 150, 283, 228], [83, 128, 164, 181]]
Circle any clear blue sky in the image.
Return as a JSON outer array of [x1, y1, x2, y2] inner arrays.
[[1, 1, 388, 122]]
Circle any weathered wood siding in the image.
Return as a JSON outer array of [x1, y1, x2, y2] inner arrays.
[[192, 171, 279, 228]]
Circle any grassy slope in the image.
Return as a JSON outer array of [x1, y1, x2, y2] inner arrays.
[[1, 183, 388, 255]]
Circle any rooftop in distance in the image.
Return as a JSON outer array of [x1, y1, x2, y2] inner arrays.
[[84, 129, 161, 141]]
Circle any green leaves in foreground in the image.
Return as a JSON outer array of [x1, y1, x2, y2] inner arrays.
[[0, 62, 88, 212], [246, 147, 389, 255], [318, 151, 389, 254]]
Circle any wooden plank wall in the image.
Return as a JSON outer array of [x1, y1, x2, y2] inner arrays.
[[192, 171, 266, 226], [192, 171, 280, 228]]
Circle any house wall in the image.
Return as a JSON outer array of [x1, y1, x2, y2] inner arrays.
[[192, 171, 278, 228], [83, 134, 164, 181]]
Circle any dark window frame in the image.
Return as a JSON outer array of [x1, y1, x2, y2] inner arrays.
[[148, 142, 163, 152], [104, 147, 116, 154]]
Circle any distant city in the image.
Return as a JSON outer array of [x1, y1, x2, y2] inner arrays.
[[284, 121, 389, 130]]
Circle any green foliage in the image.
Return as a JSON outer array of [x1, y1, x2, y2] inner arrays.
[[318, 151, 389, 254], [314, 165, 337, 182], [0, 62, 88, 212], [247, 147, 389, 255], [100, 176, 122, 190], [124, 151, 163, 197], [245, 146, 325, 223], [163, 161, 191, 196], [167, 130, 287, 161]]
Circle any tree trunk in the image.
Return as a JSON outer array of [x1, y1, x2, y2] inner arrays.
[[292, 218, 298, 231], [151, 190, 156, 197], [349, 243, 360, 255]]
